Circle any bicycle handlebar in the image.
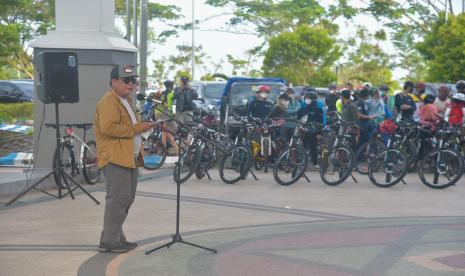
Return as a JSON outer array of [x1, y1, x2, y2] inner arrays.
[[45, 123, 93, 129]]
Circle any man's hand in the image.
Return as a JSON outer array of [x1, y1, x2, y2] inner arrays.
[[400, 104, 411, 110], [138, 122, 155, 133]]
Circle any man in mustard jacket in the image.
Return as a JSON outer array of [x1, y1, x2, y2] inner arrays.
[[94, 65, 154, 253]]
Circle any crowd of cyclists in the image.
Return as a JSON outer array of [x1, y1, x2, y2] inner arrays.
[[139, 77, 465, 188]]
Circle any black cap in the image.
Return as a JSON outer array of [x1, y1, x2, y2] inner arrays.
[[359, 88, 371, 98], [340, 89, 351, 98], [110, 65, 138, 80], [278, 93, 290, 101], [304, 92, 318, 100]]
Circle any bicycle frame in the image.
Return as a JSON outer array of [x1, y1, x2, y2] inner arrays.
[[62, 126, 94, 171]]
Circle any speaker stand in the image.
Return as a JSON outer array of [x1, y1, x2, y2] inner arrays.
[[6, 103, 100, 205]]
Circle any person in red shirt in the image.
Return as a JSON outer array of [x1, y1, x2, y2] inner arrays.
[[445, 93, 465, 126], [419, 94, 440, 130]]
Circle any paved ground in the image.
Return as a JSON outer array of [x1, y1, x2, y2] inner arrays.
[[1, 168, 464, 276]]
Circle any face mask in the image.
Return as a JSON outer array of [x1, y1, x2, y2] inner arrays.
[[305, 99, 312, 105], [288, 94, 295, 99], [260, 92, 268, 99], [282, 100, 290, 108]]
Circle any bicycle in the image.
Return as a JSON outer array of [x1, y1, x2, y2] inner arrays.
[[45, 123, 100, 187], [354, 126, 387, 175], [141, 119, 171, 170], [218, 116, 255, 184], [319, 119, 358, 186], [368, 120, 410, 188], [249, 117, 275, 173], [273, 119, 320, 186], [418, 121, 464, 189]]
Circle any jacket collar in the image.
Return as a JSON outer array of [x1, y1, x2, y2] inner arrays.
[[109, 88, 134, 105]]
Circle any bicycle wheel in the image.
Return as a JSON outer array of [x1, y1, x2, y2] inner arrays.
[[143, 136, 167, 170], [52, 142, 76, 189], [173, 143, 201, 184], [418, 149, 464, 189], [219, 144, 252, 184], [354, 140, 386, 175], [320, 145, 354, 186], [273, 144, 307, 186], [368, 149, 408, 188], [82, 140, 99, 184], [195, 144, 212, 179]]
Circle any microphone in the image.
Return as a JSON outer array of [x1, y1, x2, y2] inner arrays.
[[136, 93, 162, 105]]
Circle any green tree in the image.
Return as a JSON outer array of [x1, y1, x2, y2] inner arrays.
[[205, 0, 357, 39], [363, 1, 455, 81], [167, 44, 207, 75], [262, 24, 340, 86], [0, 0, 54, 79], [417, 13, 465, 82], [338, 27, 396, 88], [115, 0, 181, 43], [226, 54, 248, 76]]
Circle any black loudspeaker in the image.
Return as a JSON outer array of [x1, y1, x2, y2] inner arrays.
[[35, 51, 79, 104]]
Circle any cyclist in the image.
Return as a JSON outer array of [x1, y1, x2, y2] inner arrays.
[[434, 85, 451, 117], [282, 88, 301, 141], [395, 81, 417, 122], [335, 84, 349, 114], [445, 92, 465, 152], [356, 88, 377, 147], [269, 93, 290, 143], [445, 93, 465, 126], [326, 84, 339, 112], [419, 94, 441, 130], [155, 80, 178, 155], [340, 89, 359, 149], [247, 85, 273, 120], [298, 92, 323, 168], [141, 92, 157, 121], [366, 87, 386, 124], [456, 80, 465, 95], [411, 82, 427, 122], [173, 76, 198, 123], [379, 84, 396, 119]]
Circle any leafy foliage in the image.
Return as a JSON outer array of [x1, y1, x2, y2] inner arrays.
[[0, 102, 34, 124], [417, 13, 465, 82], [262, 24, 341, 85], [338, 27, 396, 88], [0, 0, 55, 78]]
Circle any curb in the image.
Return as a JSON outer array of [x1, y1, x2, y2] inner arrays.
[[0, 152, 33, 166]]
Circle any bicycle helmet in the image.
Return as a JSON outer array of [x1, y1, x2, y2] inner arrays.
[[452, 92, 465, 102], [257, 85, 271, 92], [456, 80, 465, 91], [362, 82, 372, 89]]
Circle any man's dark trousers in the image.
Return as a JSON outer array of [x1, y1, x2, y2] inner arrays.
[[100, 161, 138, 244]]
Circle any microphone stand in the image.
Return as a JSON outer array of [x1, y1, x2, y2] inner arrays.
[[145, 104, 217, 255]]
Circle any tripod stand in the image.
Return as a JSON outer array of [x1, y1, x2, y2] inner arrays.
[[145, 108, 216, 255], [7, 103, 100, 205]]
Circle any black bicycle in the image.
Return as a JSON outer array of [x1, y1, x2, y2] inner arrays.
[[418, 122, 464, 189], [319, 119, 358, 186], [273, 119, 319, 186]]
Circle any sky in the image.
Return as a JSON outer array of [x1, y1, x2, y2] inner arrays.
[[129, 0, 465, 85]]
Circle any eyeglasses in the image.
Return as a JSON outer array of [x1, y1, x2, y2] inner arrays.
[[120, 76, 137, 84]]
